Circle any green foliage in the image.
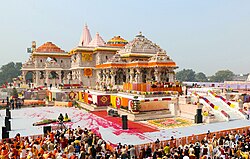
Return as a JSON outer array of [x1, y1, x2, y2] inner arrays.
[[0, 62, 22, 85], [195, 72, 208, 82], [176, 69, 196, 82], [209, 70, 234, 82]]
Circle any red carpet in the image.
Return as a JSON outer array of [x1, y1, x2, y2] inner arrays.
[[91, 111, 158, 133]]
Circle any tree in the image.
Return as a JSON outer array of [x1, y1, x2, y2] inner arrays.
[[209, 70, 234, 82], [0, 62, 22, 85], [195, 72, 208, 82], [176, 69, 196, 82]]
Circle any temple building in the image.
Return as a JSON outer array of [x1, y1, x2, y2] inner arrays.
[[22, 25, 178, 89], [96, 32, 177, 91], [21, 41, 71, 87]]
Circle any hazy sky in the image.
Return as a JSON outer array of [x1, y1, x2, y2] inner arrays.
[[0, 0, 250, 76]]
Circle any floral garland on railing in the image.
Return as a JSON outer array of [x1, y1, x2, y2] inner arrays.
[[202, 97, 215, 109], [239, 109, 247, 115], [120, 90, 178, 96], [209, 90, 234, 107], [89, 87, 179, 96], [221, 110, 230, 118]]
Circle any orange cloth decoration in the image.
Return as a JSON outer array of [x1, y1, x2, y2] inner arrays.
[[84, 68, 92, 77]]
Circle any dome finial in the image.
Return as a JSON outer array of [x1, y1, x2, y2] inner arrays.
[[136, 31, 144, 38]]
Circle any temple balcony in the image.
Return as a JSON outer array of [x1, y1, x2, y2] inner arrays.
[[22, 63, 35, 69], [45, 62, 61, 68]]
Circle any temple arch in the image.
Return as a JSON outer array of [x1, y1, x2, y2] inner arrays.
[[25, 71, 35, 84], [141, 68, 147, 83]]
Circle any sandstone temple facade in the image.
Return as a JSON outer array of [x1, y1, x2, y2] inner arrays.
[[21, 25, 178, 89]]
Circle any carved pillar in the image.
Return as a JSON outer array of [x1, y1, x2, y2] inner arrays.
[[45, 71, 49, 85], [35, 71, 39, 86], [67, 71, 72, 84], [72, 71, 76, 83], [169, 71, 175, 82], [146, 68, 151, 83], [96, 70, 101, 82], [126, 69, 130, 83], [22, 71, 26, 84], [154, 68, 160, 82], [105, 69, 110, 85], [135, 68, 142, 83], [76, 70, 80, 84], [79, 70, 83, 84], [58, 71, 62, 84], [102, 70, 106, 84], [129, 68, 134, 83], [110, 69, 116, 86]]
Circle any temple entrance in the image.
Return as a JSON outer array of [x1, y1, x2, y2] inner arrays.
[[141, 69, 147, 83], [61, 71, 65, 84], [39, 71, 45, 79], [116, 69, 124, 85], [150, 70, 155, 82], [25, 71, 34, 84], [49, 71, 59, 87], [161, 71, 169, 82]]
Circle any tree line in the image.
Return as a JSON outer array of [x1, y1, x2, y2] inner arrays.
[[176, 69, 235, 82], [0, 62, 22, 85]]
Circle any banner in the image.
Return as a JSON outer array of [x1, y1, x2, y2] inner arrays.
[[97, 95, 110, 106], [116, 97, 121, 108]]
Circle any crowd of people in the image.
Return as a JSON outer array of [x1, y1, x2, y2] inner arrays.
[[0, 126, 249, 159], [136, 130, 250, 159]]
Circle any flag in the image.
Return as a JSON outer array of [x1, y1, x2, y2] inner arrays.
[[27, 48, 32, 53], [88, 94, 93, 104]]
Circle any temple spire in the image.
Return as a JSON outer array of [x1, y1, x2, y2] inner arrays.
[[88, 32, 105, 47], [78, 24, 92, 46]]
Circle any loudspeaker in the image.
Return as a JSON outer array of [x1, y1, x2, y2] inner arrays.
[[43, 126, 52, 134], [5, 117, 11, 131], [6, 107, 11, 119], [122, 115, 128, 130], [2, 126, 9, 139], [197, 109, 202, 115], [195, 109, 203, 124]]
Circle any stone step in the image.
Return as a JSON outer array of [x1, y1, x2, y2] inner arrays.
[[134, 113, 174, 121]]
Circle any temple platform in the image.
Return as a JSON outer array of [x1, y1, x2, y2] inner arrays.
[[107, 107, 173, 121], [77, 101, 107, 111]]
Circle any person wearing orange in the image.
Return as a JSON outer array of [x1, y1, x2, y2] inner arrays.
[[32, 146, 39, 159], [1, 146, 9, 159], [39, 147, 45, 156], [49, 132, 55, 143]]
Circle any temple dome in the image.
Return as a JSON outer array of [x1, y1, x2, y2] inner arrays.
[[148, 51, 172, 62], [88, 32, 105, 47], [35, 42, 65, 53], [106, 36, 128, 47], [119, 32, 164, 55]]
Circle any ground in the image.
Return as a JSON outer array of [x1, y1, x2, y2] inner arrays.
[[0, 106, 250, 145]]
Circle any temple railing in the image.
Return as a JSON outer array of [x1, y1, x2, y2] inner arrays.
[[123, 82, 182, 93]]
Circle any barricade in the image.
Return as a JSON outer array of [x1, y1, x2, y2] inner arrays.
[[134, 126, 250, 152]]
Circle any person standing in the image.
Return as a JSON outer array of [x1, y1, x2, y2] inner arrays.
[[247, 106, 250, 120]]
